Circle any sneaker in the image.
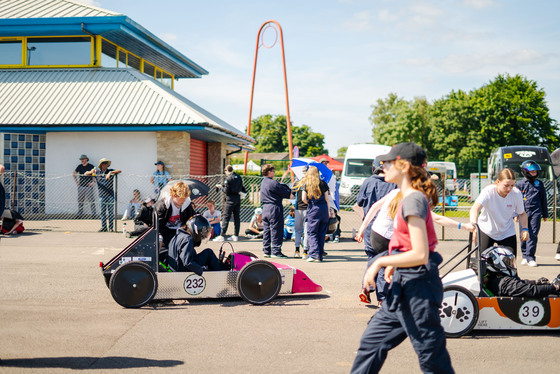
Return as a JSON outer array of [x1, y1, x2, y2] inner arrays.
[[271, 252, 288, 258], [246, 234, 256, 239], [323, 252, 328, 257], [521, 258, 528, 265], [528, 260, 538, 267], [294, 250, 301, 258], [333, 236, 340, 243], [263, 253, 271, 258], [213, 235, 225, 242], [555, 253, 560, 261], [307, 257, 321, 262], [230, 235, 239, 242], [302, 251, 309, 260]]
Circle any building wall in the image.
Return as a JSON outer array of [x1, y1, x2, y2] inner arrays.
[[156, 131, 190, 175], [208, 142, 225, 175], [45, 131, 157, 214]]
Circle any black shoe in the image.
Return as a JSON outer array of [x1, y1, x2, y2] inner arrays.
[[271, 252, 288, 258]]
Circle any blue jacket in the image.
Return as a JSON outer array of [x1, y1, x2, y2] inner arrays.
[[260, 177, 292, 205], [515, 178, 548, 218], [356, 175, 397, 218]]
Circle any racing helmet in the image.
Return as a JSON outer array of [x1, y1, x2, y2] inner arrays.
[[521, 160, 541, 181], [481, 245, 517, 277], [186, 214, 212, 247]]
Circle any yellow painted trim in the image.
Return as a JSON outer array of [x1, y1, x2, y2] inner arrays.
[[95, 35, 102, 67], [0, 35, 94, 67]]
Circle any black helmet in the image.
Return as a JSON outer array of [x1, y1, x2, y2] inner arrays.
[[521, 160, 541, 181], [186, 214, 212, 247], [481, 246, 517, 277]]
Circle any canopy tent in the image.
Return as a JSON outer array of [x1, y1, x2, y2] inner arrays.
[[311, 154, 343, 172]]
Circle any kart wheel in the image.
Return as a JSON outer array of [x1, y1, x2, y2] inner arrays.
[[109, 261, 158, 308], [237, 260, 282, 305], [439, 285, 479, 338], [236, 251, 258, 258]]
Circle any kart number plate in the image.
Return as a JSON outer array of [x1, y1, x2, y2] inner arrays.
[[518, 300, 545, 325], [184, 274, 206, 296]]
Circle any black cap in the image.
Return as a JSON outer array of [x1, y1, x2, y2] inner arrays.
[[377, 142, 427, 167], [155, 161, 165, 166]]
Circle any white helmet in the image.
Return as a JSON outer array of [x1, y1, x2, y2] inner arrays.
[[481, 246, 516, 277]]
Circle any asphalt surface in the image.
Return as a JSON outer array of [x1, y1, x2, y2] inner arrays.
[[1, 231, 560, 373]]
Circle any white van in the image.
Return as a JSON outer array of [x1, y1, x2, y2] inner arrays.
[[427, 161, 457, 193], [339, 144, 391, 203]]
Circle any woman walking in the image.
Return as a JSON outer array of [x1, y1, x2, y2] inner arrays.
[[351, 143, 454, 373]]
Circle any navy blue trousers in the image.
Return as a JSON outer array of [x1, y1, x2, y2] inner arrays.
[[306, 200, 328, 261], [352, 253, 454, 374], [520, 213, 542, 261], [262, 204, 284, 255]]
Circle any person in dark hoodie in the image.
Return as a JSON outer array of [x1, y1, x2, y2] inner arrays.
[[167, 215, 229, 274], [356, 159, 397, 259]]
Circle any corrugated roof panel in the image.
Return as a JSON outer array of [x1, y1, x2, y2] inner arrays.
[[0, 68, 254, 143], [0, 0, 120, 18]]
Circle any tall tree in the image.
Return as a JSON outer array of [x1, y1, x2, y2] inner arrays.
[[248, 114, 326, 156], [337, 146, 348, 157], [370, 93, 432, 151]]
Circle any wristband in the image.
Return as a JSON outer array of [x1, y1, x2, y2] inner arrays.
[[521, 228, 529, 232], [458, 223, 462, 230]]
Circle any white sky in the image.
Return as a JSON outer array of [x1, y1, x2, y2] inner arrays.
[[89, 0, 560, 155]]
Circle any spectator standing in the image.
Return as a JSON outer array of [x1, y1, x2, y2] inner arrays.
[[85, 158, 121, 232], [515, 161, 548, 267], [213, 165, 246, 242], [356, 160, 397, 259], [73, 154, 96, 218], [260, 164, 292, 258], [151, 161, 171, 195], [154, 181, 196, 248], [293, 170, 309, 258], [203, 200, 222, 239], [470, 168, 529, 258], [302, 166, 332, 262]]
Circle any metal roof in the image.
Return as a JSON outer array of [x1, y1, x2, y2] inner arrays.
[[0, 0, 208, 78], [0, 68, 254, 146], [0, 0, 120, 18]]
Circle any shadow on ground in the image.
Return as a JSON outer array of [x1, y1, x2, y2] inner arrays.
[[0, 356, 183, 370]]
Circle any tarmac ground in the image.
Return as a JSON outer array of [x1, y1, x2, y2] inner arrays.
[[1, 229, 560, 373]]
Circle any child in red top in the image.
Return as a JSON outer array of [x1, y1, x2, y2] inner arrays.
[[351, 143, 454, 374]]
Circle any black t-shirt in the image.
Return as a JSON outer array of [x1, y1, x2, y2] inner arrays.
[[75, 163, 95, 187], [303, 180, 329, 201]]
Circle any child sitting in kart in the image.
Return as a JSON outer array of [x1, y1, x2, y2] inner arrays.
[[167, 214, 229, 275], [481, 245, 560, 297]]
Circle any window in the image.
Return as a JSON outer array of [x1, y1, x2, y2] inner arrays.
[[101, 39, 118, 68], [27, 37, 91, 66], [0, 39, 23, 65]]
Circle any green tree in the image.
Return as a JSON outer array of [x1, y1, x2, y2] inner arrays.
[[370, 93, 432, 152], [337, 146, 347, 157], [248, 114, 326, 156]]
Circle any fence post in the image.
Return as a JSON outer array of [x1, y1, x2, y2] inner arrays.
[[11, 170, 17, 210], [113, 174, 118, 232], [554, 178, 557, 243]]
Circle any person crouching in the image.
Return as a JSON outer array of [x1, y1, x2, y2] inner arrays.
[[167, 215, 229, 274]]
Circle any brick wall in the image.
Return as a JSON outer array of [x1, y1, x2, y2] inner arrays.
[[156, 131, 190, 175], [207, 142, 225, 175]]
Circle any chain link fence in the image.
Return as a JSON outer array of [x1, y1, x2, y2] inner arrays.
[[2, 172, 559, 243]]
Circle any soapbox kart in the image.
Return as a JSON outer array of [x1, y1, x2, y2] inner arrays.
[[439, 226, 560, 337], [100, 226, 322, 308]]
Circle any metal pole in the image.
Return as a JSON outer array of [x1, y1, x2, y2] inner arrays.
[[113, 174, 118, 232], [442, 172, 446, 241], [244, 20, 294, 176], [554, 177, 557, 243]]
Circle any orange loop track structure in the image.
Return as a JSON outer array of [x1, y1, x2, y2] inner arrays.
[[243, 20, 294, 177]]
